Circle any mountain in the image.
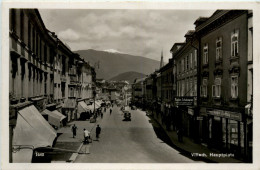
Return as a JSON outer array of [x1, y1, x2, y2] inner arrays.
[[109, 71, 146, 83], [74, 49, 160, 80]]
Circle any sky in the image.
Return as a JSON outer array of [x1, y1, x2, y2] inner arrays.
[[39, 9, 214, 62]]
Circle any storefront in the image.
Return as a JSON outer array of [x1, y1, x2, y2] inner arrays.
[[206, 108, 245, 158], [41, 109, 66, 129], [77, 101, 91, 120]]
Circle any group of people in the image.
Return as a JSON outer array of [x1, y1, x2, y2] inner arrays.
[[71, 124, 101, 144], [70, 102, 116, 144]]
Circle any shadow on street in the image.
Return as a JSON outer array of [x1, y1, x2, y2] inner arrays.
[[147, 116, 213, 163]]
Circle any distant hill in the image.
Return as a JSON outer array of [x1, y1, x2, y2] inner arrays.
[[74, 49, 160, 80], [109, 71, 146, 83]]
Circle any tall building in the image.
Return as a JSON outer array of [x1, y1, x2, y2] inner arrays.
[[9, 9, 96, 162], [195, 10, 252, 161], [171, 30, 199, 138]]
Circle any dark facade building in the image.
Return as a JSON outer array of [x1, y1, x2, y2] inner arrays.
[[159, 59, 175, 130], [172, 31, 199, 139], [130, 9, 253, 162], [195, 10, 252, 161]]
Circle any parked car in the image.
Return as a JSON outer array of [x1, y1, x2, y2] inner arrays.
[[123, 111, 131, 121]]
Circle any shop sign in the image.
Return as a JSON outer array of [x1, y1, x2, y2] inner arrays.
[[207, 109, 242, 121], [196, 116, 203, 120], [174, 97, 194, 106], [188, 108, 194, 115]]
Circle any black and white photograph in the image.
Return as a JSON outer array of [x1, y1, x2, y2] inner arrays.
[[1, 1, 260, 170]]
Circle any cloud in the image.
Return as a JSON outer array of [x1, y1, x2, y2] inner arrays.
[[39, 9, 215, 61], [58, 28, 80, 42]]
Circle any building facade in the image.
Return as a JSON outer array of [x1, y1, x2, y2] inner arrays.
[[9, 9, 96, 162], [159, 59, 174, 130], [195, 10, 252, 160], [172, 31, 199, 138]]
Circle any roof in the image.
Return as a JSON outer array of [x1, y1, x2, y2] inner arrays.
[[170, 42, 186, 55], [194, 17, 209, 26], [185, 30, 195, 37]]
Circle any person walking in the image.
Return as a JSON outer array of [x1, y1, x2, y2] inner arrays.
[[83, 128, 91, 144], [101, 112, 103, 119], [110, 108, 112, 115], [71, 124, 78, 138], [96, 124, 101, 141]]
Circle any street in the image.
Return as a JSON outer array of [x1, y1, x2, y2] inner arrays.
[[75, 106, 195, 163]]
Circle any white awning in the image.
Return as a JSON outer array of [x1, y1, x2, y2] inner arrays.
[[41, 109, 65, 128], [52, 110, 66, 121], [78, 101, 91, 118], [13, 105, 57, 163], [94, 101, 101, 108]]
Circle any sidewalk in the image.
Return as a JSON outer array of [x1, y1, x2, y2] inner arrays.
[[143, 110, 243, 163], [51, 117, 100, 162]]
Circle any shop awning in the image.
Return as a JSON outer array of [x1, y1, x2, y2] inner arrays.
[[41, 109, 65, 128], [52, 110, 66, 121], [86, 103, 100, 112], [95, 101, 101, 108], [13, 105, 57, 163], [78, 101, 90, 113], [78, 101, 91, 117]]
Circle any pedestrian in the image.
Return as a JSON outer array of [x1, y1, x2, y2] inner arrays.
[[71, 124, 78, 138], [104, 107, 106, 112], [96, 124, 101, 140], [83, 128, 91, 144], [101, 112, 103, 119], [110, 108, 112, 115]]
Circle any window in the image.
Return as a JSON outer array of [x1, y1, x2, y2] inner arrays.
[[181, 80, 185, 96], [203, 44, 208, 65], [231, 30, 239, 57], [181, 59, 184, 72], [44, 45, 47, 64], [20, 11, 24, 41], [190, 53, 193, 69], [183, 58, 185, 72], [10, 9, 16, 33], [28, 21, 31, 49], [212, 78, 221, 98], [200, 79, 207, 97], [231, 76, 238, 98], [186, 55, 189, 70], [186, 79, 189, 96], [190, 79, 193, 96], [216, 37, 222, 61], [61, 82, 65, 98], [69, 87, 74, 97], [194, 50, 197, 67], [178, 61, 181, 74], [194, 78, 197, 96]]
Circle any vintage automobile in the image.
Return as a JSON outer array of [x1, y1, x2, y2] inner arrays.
[[123, 110, 131, 121]]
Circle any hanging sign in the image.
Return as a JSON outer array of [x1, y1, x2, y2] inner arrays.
[[174, 97, 194, 106]]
